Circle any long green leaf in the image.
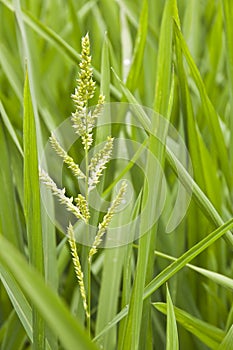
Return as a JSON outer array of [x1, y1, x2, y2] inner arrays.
[[23, 71, 45, 348]]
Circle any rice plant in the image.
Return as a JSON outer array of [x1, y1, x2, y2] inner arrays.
[[0, 0, 233, 349], [40, 33, 127, 334]]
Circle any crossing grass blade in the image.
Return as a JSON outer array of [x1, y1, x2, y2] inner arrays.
[[155, 250, 233, 291], [143, 218, 233, 299], [153, 302, 224, 349], [94, 218, 233, 341], [218, 325, 233, 350], [187, 265, 233, 291]]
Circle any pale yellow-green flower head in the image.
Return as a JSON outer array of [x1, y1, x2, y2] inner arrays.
[[71, 33, 105, 151], [67, 223, 89, 318], [89, 181, 127, 260]]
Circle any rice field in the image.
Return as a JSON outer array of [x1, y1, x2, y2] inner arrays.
[[0, 0, 233, 349]]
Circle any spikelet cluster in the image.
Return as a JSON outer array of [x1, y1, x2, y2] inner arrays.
[[75, 194, 90, 221], [89, 181, 127, 260], [50, 133, 85, 179], [39, 169, 88, 223], [88, 136, 114, 191], [71, 33, 105, 151], [68, 223, 89, 318]]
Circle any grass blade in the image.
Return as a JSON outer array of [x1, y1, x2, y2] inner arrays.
[[154, 302, 224, 349], [187, 265, 233, 291], [174, 20, 231, 188], [0, 268, 32, 342], [23, 71, 45, 348], [223, 0, 233, 171], [0, 120, 23, 249], [94, 219, 233, 341], [1, 311, 26, 350], [125, 0, 148, 92], [166, 148, 233, 247], [218, 325, 233, 350], [166, 285, 179, 350], [144, 218, 233, 299], [0, 101, 23, 157], [155, 250, 233, 291]]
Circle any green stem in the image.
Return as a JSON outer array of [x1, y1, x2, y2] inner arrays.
[[87, 258, 91, 335], [85, 142, 91, 336]]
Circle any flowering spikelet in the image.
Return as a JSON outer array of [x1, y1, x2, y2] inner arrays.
[[93, 94, 105, 118], [39, 169, 87, 223], [75, 194, 90, 222], [89, 181, 127, 260], [71, 33, 103, 151], [50, 133, 85, 179], [73, 33, 95, 104], [88, 136, 114, 191], [67, 223, 89, 318]]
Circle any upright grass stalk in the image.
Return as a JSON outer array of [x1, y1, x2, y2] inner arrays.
[[40, 33, 126, 336]]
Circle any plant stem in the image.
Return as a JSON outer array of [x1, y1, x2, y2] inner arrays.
[[87, 258, 91, 335], [85, 142, 91, 336]]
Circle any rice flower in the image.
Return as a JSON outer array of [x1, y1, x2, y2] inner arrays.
[[71, 33, 103, 151], [75, 194, 90, 222], [88, 136, 114, 191], [49, 133, 85, 179], [39, 168, 87, 223]]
